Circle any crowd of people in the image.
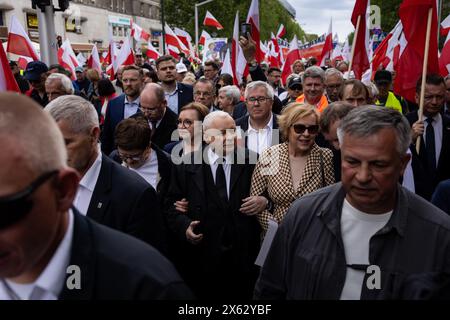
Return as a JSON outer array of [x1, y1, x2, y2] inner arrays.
[[1, 33, 450, 300]]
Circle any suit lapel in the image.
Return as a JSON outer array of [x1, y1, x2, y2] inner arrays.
[[86, 155, 111, 222], [438, 117, 450, 170]]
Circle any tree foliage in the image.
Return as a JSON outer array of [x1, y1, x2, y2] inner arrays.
[[163, 0, 307, 43]]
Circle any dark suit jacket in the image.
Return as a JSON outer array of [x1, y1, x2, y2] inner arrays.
[[151, 108, 178, 149], [406, 112, 450, 197], [86, 155, 167, 254], [235, 113, 281, 151], [165, 146, 261, 299], [59, 210, 193, 300], [232, 96, 283, 118], [100, 94, 141, 155], [176, 82, 194, 114]]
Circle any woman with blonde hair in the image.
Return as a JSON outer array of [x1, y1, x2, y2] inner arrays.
[[250, 103, 335, 232]]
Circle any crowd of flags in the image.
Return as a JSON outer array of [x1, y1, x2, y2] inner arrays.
[[0, 0, 449, 99]]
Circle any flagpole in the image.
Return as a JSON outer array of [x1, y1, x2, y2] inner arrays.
[[348, 15, 361, 75], [416, 7, 433, 153]]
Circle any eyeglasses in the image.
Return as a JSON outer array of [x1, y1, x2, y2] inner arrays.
[[194, 91, 212, 97], [118, 151, 145, 162], [177, 119, 194, 128], [246, 97, 271, 104], [292, 124, 319, 135], [140, 106, 159, 113], [0, 170, 58, 230]]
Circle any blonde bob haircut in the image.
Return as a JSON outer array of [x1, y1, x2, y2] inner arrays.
[[277, 103, 319, 141]]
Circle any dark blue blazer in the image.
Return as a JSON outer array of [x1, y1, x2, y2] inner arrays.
[[100, 94, 141, 155], [85, 154, 167, 254], [176, 82, 194, 114]]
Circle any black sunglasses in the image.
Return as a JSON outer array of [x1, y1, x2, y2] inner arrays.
[[0, 170, 58, 230], [292, 124, 319, 135]]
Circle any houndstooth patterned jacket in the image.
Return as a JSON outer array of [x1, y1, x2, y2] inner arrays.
[[250, 142, 335, 232]]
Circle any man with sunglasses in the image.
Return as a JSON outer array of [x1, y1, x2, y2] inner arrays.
[[45, 95, 167, 254], [24, 61, 49, 108], [0, 93, 191, 300]]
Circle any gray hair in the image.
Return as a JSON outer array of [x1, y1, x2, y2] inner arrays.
[[203, 110, 233, 131], [302, 66, 325, 83], [0, 93, 67, 175], [244, 80, 274, 100], [337, 105, 411, 155], [46, 73, 75, 94], [45, 95, 99, 134], [324, 68, 343, 81], [219, 85, 241, 104]]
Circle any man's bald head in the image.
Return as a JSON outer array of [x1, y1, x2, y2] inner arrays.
[[0, 93, 66, 176], [139, 83, 167, 122]]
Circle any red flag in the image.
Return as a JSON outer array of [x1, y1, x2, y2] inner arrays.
[[131, 21, 150, 42], [58, 39, 80, 79], [87, 45, 102, 75], [7, 15, 39, 61], [319, 19, 333, 66], [246, 0, 263, 63], [395, 0, 439, 102], [351, 0, 370, 79], [146, 40, 161, 60], [203, 11, 224, 30], [276, 24, 286, 38], [439, 32, 450, 77], [281, 36, 300, 85], [174, 27, 192, 50], [114, 38, 135, 70], [441, 14, 450, 37], [164, 24, 189, 56], [199, 30, 211, 46], [0, 43, 20, 92]]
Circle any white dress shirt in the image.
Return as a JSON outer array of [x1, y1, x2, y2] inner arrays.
[[247, 113, 273, 154], [0, 210, 75, 300], [124, 96, 140, 119], [423, 113, 443, 165], [165, 86, 179, 115], [129, 149, 159, 190], [208, 147, 232, 198], [73, 150, 103, 216]]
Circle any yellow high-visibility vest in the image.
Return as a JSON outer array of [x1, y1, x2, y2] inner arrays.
[[376, 91, 402, 113]]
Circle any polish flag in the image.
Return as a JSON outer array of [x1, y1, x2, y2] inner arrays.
[[203, 11, 224, 30], [7, 15, 39, 61], [281, 35, 301, 85], [351, 0, 370, 79], [17, 55, 33, 70], [87, 45, 102, 75], [164, 24, 189, 56], [319, 18, 333, 66], [221, 48, 233, 76], [58, 39, 80, 79], [146, 39, 161, 60], [174, 27, 192, 50], [441, 14, 450, 37], [276, 24, 286, 38], [199, 30, 211, 46], [113, 37, 135, 73], [439, 30, 450, 76], [167, 45, 180, 59], [0, 43, 20, 92], [384, 22, 406, 72], [246, 0, 263, 63], [131, 21, 150, 42], [271, 33, 282, 67], [231, 11, 248, 85]]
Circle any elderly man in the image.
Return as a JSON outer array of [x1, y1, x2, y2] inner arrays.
[[155, 55, 193, 114], [0, 93, 191, 300], [217, 85, 241, 115], [101, 65, 144, 155], [235, 81, 280, 155], [138, 83, 178, 149], [255, 106, 450, 300], [166, 111, 262, 299], [296, 66, 329, 113], [194, 78, 218, 112], [45, 73, 74, 102], [339, 79, 370, 107], [324, 68, 344, 103], [45, 95, 167, 253]]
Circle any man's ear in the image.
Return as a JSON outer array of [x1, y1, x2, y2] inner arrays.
[[54, 168, 80, 212], [399, 152, 412, 177], [415, 92, 420, 105], [91, 127, 100, 143]]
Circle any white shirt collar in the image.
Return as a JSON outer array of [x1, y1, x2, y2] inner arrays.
[[125, 96, 140, 105], [207, 146, 233, 165], [248, 113, 273, 132], [79, 149, 102, 192]]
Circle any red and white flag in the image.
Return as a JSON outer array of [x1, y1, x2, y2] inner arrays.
[[87, 45, 102, 75], [58, 39, 80, 79], [395, 0, 439, 102], [17, 55, 33, 70], [164, 24, 189, 56], [319, 18, 333, 66], [130, 21, 150, 42], [441, 14, 450, 37], [271, 32, 283, 67], [276, 24, 286, 38], [0, 43, 20, 92], [351, 0, 370, 79], [174, 27, 193, 50], [231, 11, 247, 85], [113, 37, 135, 73], [7, 15, 39, 61], [146, 39, 161, 60], [246, 0, 263, 63], [439, 30, 450, 76], [203, 11, 224, 30], [281, 35, 300, 85], [199, 30, 211, 46]]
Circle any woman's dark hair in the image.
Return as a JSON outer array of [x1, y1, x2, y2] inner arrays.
[[97, 79, 116, 97]]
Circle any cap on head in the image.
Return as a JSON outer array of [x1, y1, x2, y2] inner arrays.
[[176, 62, 188, 73], [288, 77, 302, 89], [75, 66, 84, 73], [374, 70, 392, 84], [24, 61, 48, 81]]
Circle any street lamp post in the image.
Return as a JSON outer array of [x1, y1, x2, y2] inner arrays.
[[195, 0, 214, 55]]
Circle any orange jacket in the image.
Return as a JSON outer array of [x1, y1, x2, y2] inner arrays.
[[295, 94, 329, 113]]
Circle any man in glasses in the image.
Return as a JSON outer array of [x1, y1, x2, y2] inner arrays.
[[24, 61, 49, 108], [45, 95, 167, 254], [324, 68, 344, 103], [137, 83, 178, 149], [0, 93, 191, 300], [193, 79, 219, 112], [255, 106, 450, 300]]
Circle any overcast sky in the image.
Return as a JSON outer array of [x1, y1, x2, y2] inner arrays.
[[288, 0, 355, 43]]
